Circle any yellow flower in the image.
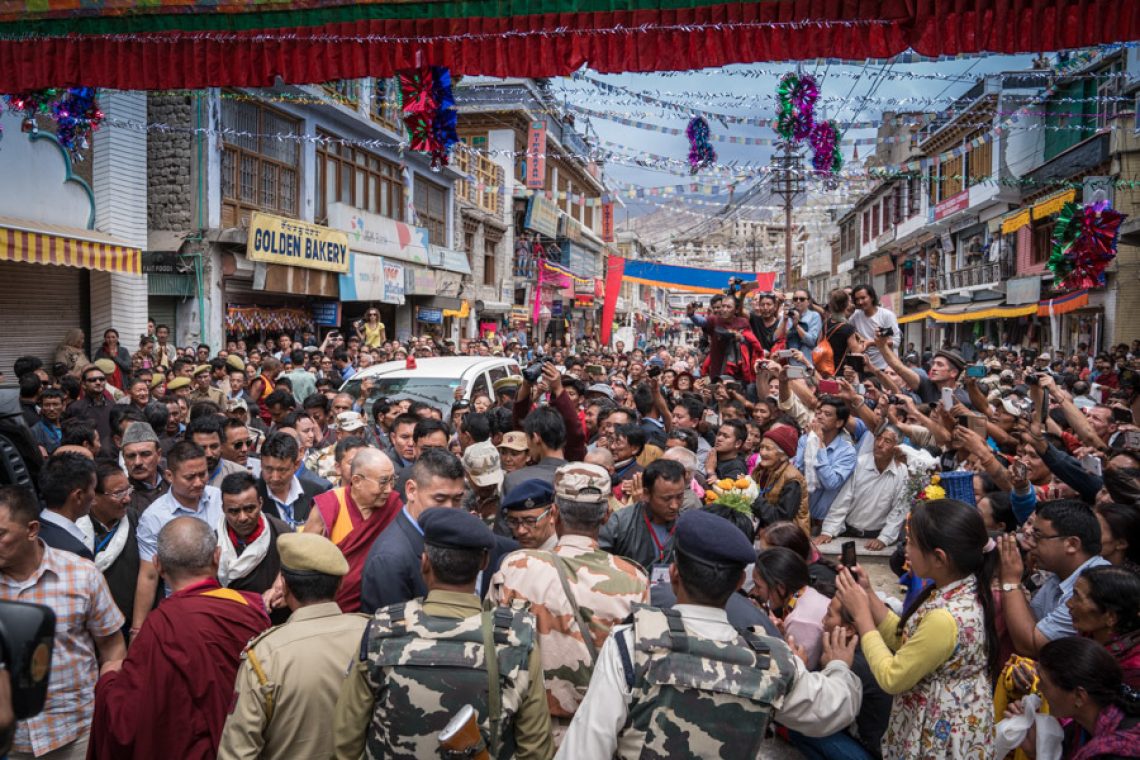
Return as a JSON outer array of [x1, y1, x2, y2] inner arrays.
[[925, 484, 946, 500], [717, 478, 736, 490], [704, 490, 718, 503], [734, 477, 752, 490]]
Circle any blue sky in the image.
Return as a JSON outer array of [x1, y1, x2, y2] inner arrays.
[[549, 53, 1037, 221]]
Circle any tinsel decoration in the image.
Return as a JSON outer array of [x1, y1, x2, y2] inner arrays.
[[4, 87, 103, 157], [774, 72, 818, 143], [397, 66, 459, 170], [809, 119, 843, 174], [51, 87, 104, 158], [1048, 200, 1127, 289], [685, 116, 716, 174]]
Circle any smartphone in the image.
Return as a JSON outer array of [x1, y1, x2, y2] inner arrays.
[[1122, 430, 1140, 450], [1112, 406, 1134, 424], [586, 363, 604, 375], [941, 387, 955, 412], [1080, 455, 1103, 477], [877, 327, 893, 338], [776, 349, 795, 360], [841, 541, 857, 568], [847, 354, 866, 373], [966, 415, 987, 436], [966, 365, 987, 378], [818, 379, 840, 395], [1011, 461, 1028, 482], [703, 409, 720, 426], [787, 366, 807, 380]]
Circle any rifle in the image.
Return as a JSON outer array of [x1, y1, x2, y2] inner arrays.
[[437, 704, 489, 760]]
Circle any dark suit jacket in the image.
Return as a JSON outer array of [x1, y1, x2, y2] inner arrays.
[[39, 518, 94, 561], [359, 510, 517, 614], [256, 477, 324, 526]]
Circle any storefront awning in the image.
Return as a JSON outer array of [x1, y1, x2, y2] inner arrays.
[[477, 300, 513, 314], [898, 301, 1038, 324], [0, 217, 141, 275], [1037, 288, 1089, 317], [1031, 189, 1077, 220]]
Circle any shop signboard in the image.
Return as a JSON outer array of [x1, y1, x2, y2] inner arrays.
[[338, 253, 403, 303], [601, 200, 615, 242], [551, 300, 563, 317], [561, 214, 584, 244], [327, 202, 430, 265], [406, 266, 437, 295], [247, 212, 349, 272], [933, 190, 970, 221], [1006, 276, 1042, 306], [526, 121, 547, 189], [436, 271, 463, 298], [416, 306, 443, 324], [563, 242, 597, 278], [428, 244, 472, 274], [509, 306, 529, 325], [525, 194, 559, 238], [311, 301, 341, 326]]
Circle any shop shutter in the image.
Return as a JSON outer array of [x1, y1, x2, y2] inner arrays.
[[0, 261, 84, 382], [147, 297, 178, 338]]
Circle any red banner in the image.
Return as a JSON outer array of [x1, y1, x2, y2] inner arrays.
[[601, 200, 615, 242], [601, 255, 625, 347], [526, 122, 547, 190]]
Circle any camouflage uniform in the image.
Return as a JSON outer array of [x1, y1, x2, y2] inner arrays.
[[487, 536, 648, 731], [304, 444, 340, 487], [555, 602, 863, 759], [332, 590, 554, 760]]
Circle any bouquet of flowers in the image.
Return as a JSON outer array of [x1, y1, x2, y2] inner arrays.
[[898, 444, 944, 505], [705, 476, 760, 519]]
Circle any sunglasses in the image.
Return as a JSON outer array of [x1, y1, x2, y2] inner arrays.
[[84, 375, 106, 382]]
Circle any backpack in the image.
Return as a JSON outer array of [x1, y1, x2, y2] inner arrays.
[[812, 320, 847, 377]]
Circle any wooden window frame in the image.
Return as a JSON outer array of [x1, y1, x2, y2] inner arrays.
[[414, 176, 448, 246], [483, 238, 496, 287], [1031, 219, 1055, 265], [220, 99, 301, 227], [315, 134, 404, 224]]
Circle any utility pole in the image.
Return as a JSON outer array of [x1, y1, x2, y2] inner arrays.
[[771, 142, 804, 291]]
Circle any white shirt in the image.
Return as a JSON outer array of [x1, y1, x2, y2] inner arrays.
[[136, 485, 223, 561], [821, 452, 910, 544], [849, 306, 900, 370], [555, 603, 862, 759], [39, 509, 95, 554]]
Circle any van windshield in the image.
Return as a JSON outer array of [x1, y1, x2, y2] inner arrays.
[[341, 376, 459, 414]]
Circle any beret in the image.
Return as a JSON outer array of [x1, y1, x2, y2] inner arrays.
[[674, 509, 755, 567], [502, 479, 554, 512], [192, 364, 211, 377], [277, 532, 349, 576], [226, 355, 246, 372], [166, 377, 191, 390], [420, 507, 496, 552], [93, 358, 117, 376]]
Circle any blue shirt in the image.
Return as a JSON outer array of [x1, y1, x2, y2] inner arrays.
[[1030, 554, 1112, 641], [794, 433, 857, 520], [136, 485, 223, 562], [786, 309, 822, 364]]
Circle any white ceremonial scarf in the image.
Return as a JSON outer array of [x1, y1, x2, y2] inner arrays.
[[77, 516, 130, 573], [216, 514, 272, 586]]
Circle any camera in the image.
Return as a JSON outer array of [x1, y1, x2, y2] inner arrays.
[[647, 365, 663, 378], [522, 362, 545, 385], [1026, 373, 1039, 386], [0, 601, 55, 731], [877, 327, 893, 338]]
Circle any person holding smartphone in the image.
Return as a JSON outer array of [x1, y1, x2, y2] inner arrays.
[[353, 308, 386, 348]]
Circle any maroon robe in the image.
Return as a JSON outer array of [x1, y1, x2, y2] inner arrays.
[[88, 578, 270, 760], [312, 487, 402, 613]]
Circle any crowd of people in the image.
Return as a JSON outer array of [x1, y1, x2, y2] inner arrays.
[[1, 283, 1139, 760]]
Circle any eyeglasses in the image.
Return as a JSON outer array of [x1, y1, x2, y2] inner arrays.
[[1030, 530, 1069, 543], [105, 486, 133, 500], [230, 439, 253, 450], [505, 507, 553, 530], [84, 375, 106, 383], [792, 296, 809, 302], [357, 474, 394, 489]]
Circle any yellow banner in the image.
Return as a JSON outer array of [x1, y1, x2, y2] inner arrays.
[[247, 212, 349, 273], [1000, 209, 1031, 235], [1031, 189, 1077, 221]]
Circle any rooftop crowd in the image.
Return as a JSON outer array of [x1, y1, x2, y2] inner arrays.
[[1, 281, 1139, 760]]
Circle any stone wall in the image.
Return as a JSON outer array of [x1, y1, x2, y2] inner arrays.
[[147, 94, 195, 231]]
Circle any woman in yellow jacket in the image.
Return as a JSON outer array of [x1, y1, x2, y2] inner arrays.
[[836, 499, 999, 760]]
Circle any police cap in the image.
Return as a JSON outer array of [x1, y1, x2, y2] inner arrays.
[[501, 479, 554, 512], [674, 509, 755, 567], [420, 507, 495, 552], [277, 532, 349, 576]]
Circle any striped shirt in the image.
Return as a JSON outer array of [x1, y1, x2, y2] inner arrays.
[[1, 543, 125, 755]]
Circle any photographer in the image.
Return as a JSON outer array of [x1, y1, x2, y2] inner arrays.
[[686, 288, 763, 384], [511, 361, 586, 463]]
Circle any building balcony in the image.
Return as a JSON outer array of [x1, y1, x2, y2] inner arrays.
[[940, 261, 1002, 292]]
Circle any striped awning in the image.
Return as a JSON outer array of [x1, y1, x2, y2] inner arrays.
[[1037, 288, 1089, 317], [1032, 189, 1077, 220], [0, 218, 142, 275], [899, 302, 1038, 324]]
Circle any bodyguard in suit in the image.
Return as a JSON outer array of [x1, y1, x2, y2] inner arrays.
[[36, 451, 98, 560], [359, 448, 516, 613], [257, 432, 325, 530]]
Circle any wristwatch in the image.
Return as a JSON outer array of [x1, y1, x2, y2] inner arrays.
[[1000, 582, 1021, 592]]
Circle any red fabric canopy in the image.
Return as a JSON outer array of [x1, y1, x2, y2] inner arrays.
[[0, 0, 1136, 90]]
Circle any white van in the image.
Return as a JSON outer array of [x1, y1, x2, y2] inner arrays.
[[339, 356, 521, 416]]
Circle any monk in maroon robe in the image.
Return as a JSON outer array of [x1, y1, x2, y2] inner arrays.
[[302, 447, 401, 612], [88, 517, 270, 760]]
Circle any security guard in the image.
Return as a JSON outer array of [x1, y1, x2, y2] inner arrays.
[[217, 532, 369, 760], [557, 509, 865, 759], [333, 507, 553, 760], [190, 363, 227, 407], [501, 479, 558, 551]]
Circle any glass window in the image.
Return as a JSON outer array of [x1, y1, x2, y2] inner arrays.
[[220, 99, 301, 228], [315, 133, 404, 223]]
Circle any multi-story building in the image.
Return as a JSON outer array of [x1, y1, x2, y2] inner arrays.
[[455, 78, 610, 345]]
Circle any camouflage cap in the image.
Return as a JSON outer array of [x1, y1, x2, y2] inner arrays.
[[498, 431, 528, 452], [461, 441, 503, 488], [553, 462, 611, 504]]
